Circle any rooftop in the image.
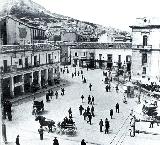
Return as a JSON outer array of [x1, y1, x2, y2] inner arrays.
[[71, 42, 132, 49]]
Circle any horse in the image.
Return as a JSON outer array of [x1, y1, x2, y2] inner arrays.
[[35, 116, 56, 132]]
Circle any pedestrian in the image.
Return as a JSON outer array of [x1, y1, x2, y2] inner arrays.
[[53, 137, 59, 145], [38, 126, 44, 140], [79, 105, 84, 115], [110, 109, 113, 119], [105, 118, 110, 134], [87, 112, 92, 125], [83, 77, 86, 83], [74, 71, 76, 76], [91, 106, 95, 117], [81, 139, 86, 145], [99, 119, 104, 132], [72, 73, 74, 78], [68, 107, 72, 118], [105, 85, 108, 92], [60, 68, 62, 72], [88, 95, 91, 104], [87, 106, 90, 113], [46, 91, 50, 102], [16, 135, 20, 145], [91, 96, 94, 105], [81, 70, 83, 74], [81, 95, 84, 103], [116, 103, 119, 113], [55, 91, 58, 99], [108, 84, 111, 92], [67, 68, 69, 73], [87, 64, 89, 71], [89, 83, 92, 91], [63, 69, 65, 74], [83, 109, 87, 120], [82, 74, 84, 80], [116, 85, 119, 93], [78, 71, 80, 76]]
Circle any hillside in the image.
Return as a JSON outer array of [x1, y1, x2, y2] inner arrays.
[[0, 0, 130, 41]]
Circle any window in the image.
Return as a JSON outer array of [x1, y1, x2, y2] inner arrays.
[[75, 52, 77, 56], [142, 67, 146, 74], [99, 54, 102, 60], [19, 59, 22, 65], [84, 52, 85, 56], [143, 35, 148, 46], [126, 55, 131, 62], [142, 53, 147, 64]]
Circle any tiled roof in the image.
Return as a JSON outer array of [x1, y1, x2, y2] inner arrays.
[[71, 42, 132, 49]]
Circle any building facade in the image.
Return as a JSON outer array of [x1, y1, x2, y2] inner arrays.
[[1, 44, 60, 100], [0, 15, 46, 45], [71, 42, 132, 70], [130, 17, 160, 83]]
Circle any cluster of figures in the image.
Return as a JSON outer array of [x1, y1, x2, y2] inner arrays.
[[60, 66, 69, 74], [46, 88, 65, 102], [2, 100, 12, 121], [61, 116, 75, 128]]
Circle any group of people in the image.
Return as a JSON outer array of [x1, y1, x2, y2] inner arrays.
[[99, 118, 110, 134], [61, 116, 75, 128]]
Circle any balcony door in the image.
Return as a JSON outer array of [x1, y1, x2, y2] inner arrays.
[[3, 60, 7, 72]]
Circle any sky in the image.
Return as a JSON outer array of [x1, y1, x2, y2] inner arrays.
[[32, 0, 160, 31]]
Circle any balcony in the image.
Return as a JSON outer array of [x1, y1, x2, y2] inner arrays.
[[132, 45, 152, 50], [1, 61, 60, 76]]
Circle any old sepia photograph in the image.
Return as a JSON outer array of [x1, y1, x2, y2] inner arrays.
[[0, 0, 160, 144]]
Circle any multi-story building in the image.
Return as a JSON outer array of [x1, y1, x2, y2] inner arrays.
[[0, 15, 46, 45], [71, 42, 132, 71], [130, 17, 160, 83], [1, 44, 60, 100]]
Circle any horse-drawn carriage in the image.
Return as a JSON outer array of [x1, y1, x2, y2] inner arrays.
[[56, 119, 77, 135], [32, 99, 44, 115]]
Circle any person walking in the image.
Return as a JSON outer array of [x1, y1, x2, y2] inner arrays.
[[110, 109, 113, 119], [68, 108, 72, 118], [16, 135, 20, 145], [89, 83, 92, 91], [91, 96, 94, 105], [72, 73, 74, 78], [83, 109, 87, 120], [105, 85, 108, 92], [79, 105, 84, 115], [81, 70, 83, 74], [99, 119, 104, 132], [55, 91, 58, 99], [87, 112, 92, 125], [91, 106, 95, 117], [88, 95, 91, 104], [53, 137, 59, 145], [82, 74, 84, 80], [87, 106, 90, 113], [81, 139, 86, 145], [116, 103, 119, 113], [116, 85, 119, 93], [105, 118, 110, 134], [78, 71, 80, 76], [46, 91, 50, 102], [81, 95, 84, 103], [38, 126, 44, 140]]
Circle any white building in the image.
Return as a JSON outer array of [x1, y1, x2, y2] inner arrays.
[[1, 44, 60, 100], [130, 17, 160, 83]]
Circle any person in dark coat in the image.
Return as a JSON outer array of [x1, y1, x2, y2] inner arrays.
[[67, 69, 69, 73], [105, 118, 110, 134], [16, 135, 20, 145], [87, 112, 92, 125], [89, 83, 92, 91], [53, 137, 59, 145], [88, 95, 91, 104], [63, 69, 65, 74], [116, 103, 119, 113], [110, 109, 113, 119], [99, 119, 104, 132], [55, 91, 58, 99], [79, 105, 84, 115], [81, 70, 83, 74], [78, 71, 80, 76], [83, 109, 87, 120], [108, 84, 111, 92], [116, 85, 119, 93], [46, 91, 50, 102], [91, 106, 95, 117], [38, 126, 44, 140], [68, 108, 72, 118], [82, 75, 84, 80], [87, 106, 90, 113], [81, 95, 84, 103], [72, 73, 74, 78], [81, 139, 86, 145], [83, 77, 86, 83], [91, 96, 94, 105]]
